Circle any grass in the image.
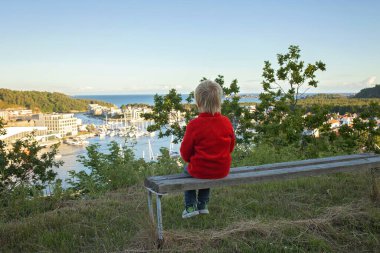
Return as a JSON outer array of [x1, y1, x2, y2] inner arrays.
[[0, 170, 379, 252]]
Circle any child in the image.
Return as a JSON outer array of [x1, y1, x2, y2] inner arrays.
[[180, 80, 235, 218]]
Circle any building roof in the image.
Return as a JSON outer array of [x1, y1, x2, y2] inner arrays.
[[328, 119, 340, 124], [0, 127, 47, 140]]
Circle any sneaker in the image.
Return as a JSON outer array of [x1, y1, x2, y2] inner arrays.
[[182, 206, 199, 219], [197, 203, 209, 215]]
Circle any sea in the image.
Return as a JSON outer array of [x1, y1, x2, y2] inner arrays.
[[73, 94, 261, 107]]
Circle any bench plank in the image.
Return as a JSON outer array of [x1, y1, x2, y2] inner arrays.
[[145, 155, 380, 193], [145, 153, 377, 186]]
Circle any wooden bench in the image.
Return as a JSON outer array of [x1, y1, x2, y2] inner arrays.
[[144, 153, 380, 243]]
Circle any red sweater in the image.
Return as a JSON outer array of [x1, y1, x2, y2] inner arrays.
[[180, 112, 235, 179]]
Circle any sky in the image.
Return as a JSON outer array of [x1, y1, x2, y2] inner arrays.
[[0, 0, 379, 95]]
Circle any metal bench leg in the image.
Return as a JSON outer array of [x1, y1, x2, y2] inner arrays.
[[370, 167, 380, 202], [156, 194, 164, 245], [146, 188, 165, 247], [147, 190, 154, 223]]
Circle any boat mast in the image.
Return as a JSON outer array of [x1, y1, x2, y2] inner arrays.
[[169, 134, 174, 154], [148, 139, 155, 160]]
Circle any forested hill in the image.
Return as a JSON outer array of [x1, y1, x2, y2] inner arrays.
[[297, 93, 380, 114], [354, 85, 380, 98], [0, 89, 114, 113]]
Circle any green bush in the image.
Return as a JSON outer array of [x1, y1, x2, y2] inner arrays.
[[66, 142, 183, 196]]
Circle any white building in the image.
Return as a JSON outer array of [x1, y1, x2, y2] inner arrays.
[[35, 113, 79, 137]]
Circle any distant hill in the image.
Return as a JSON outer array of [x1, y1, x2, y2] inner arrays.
[[354, 85, 380, 98], [0, 89, 115, 113], [301, 93, 348, 99], [297, 92, 380, 114]]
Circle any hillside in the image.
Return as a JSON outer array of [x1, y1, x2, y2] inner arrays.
[[1, 170, 378, 252], [0, 151, 379, 252], [0, 89, 114, 113], [242, 93, 380, 114], [297, 93, 380, 114], [354, 85, 380, 98]]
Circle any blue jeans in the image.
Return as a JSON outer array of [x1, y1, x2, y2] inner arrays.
[[184, 165, 210, 208]]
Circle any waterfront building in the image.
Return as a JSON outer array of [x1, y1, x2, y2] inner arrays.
[[35, 113, 79, 137]]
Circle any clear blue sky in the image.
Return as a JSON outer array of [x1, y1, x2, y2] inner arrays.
[[0, 0, 379, 94]]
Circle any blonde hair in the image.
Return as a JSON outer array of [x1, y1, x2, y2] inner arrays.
[[195, 80, 223, 115]]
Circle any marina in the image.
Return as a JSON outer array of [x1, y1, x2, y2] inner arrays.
[[53, 113, 180, 187]]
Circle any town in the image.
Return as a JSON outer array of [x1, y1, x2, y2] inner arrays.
[[0, 104, 162, 147], [1, 102, 379, 147]]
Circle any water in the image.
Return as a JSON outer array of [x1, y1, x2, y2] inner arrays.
[[73, 94, 261, 107], [74, 94, 159, 106], [74, 93, 356, 108]]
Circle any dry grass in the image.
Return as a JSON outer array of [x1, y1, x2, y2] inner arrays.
[[147, 201, 377, 253]]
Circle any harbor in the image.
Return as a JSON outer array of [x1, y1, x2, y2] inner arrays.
[[53, 113, 180, 187]]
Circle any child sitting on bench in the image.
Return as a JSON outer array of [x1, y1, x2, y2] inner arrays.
[[180, 80, 235, 218]]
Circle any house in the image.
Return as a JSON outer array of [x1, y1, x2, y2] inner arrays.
[[302, 128, 320, 138], [328, 119, 340, 129]]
